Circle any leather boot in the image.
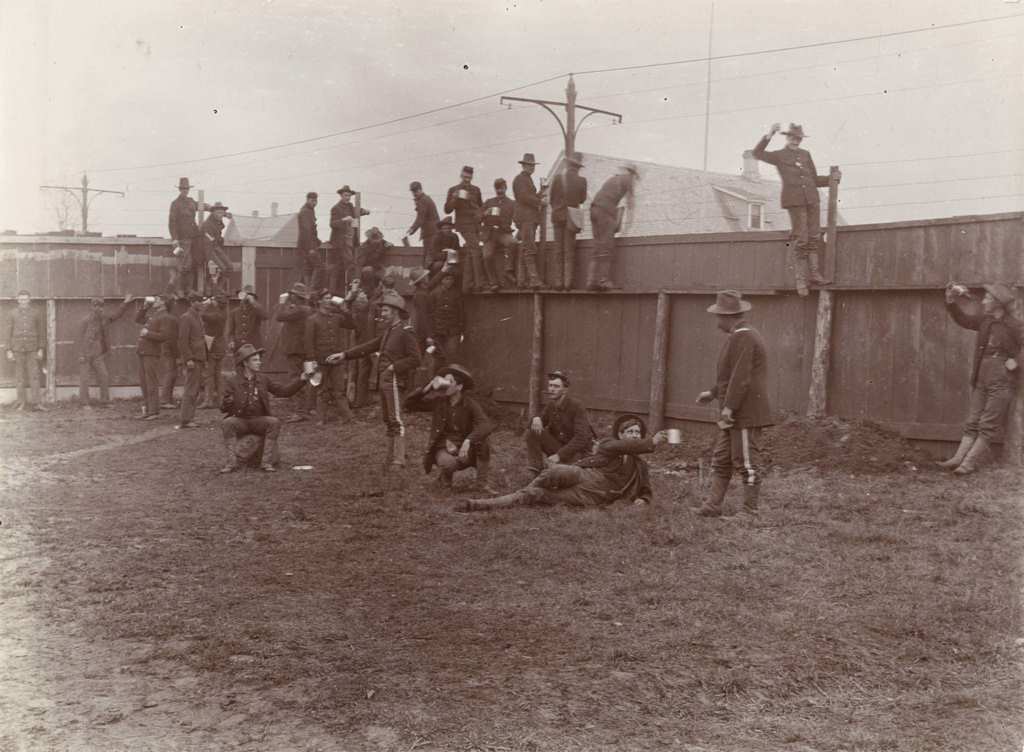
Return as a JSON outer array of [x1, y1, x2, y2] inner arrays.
[[695, 476, 730, 517], [525, 257, 544, 290], [260, 437, 278, 472], [954, 436, 990, 475], [459, 486, 542, 512], [584, 257, 601, 291], [220, 437, 239, 473], [938, 435, 974, 469], [808, 252, 830, 286], [794, 256, 809, 297], [590, 257, 619, 292], [392, 435, 407, 467], [741, 484, 760, 515]]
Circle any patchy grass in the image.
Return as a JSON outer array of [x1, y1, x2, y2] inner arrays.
[[0, 399, 1021, 751]]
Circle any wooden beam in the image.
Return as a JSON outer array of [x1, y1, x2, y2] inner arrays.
[[1006, 288, 1024, 466], [806, 289, 833, 417], [824, 165, 840, 282], [241, 246, 256, 288], [648, 291, 671, 432], [527, 293, 544, 421], [45, 298, 57, 403]]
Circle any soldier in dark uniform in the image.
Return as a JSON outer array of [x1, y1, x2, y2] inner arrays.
[[356, 227, 393, 282], [406, 181, 440, 259], [227, 285, 268, 351], [512, 153, 545, 289], [480, 178, 517, 291], [695, 290, 774, 518], [159, 296, 182, 409], [549, 152, 588, 290], [444, 166, 484, 294], [938, 282, 1022, 475], [296, 192, 322, 288], [305, 289, 357, 424], [409, 269, 433, 354], [329, 185, 370, 292], [405, 364, 495, 489], [199, 291, 228, 409], [197, 202, 233, 295], [135, 297, 171, 420], [176, 293, 207, 429], [752, 123, 839, 296], [426, 217, 460, 284], [350, 267, 383, 408], [327, 290, 421, 468], [77, 293, 133, 407], [588, 164, 638, 292], [275, 282, 314, 422], [428, 270, 463, 366], [524, 370, 594, 477], [5, 290, 46, 411], [168, 177, 199, 296]]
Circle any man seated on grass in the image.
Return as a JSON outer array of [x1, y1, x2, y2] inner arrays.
[[524, 369, 594, 479], [460, 414, 667, 512], [220, 343, 310, 473], [404, 364, 495, 490]]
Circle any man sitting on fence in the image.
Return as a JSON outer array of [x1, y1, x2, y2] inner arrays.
[[524, 370, 594, 479], [404, 364, 495, 490], [938, 282, 1022, 475], [460, 414, 666, 512], [220, 343, 310, 473]]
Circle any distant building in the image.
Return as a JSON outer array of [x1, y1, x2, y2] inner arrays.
[[543, 150, 843, 238]]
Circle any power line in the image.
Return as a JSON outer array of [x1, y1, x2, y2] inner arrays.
[[844, 148, 1024, 168]]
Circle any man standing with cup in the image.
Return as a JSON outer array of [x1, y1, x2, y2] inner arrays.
[[168, 178, 199, 296], [694, 290, 773, 518], [444, 166, 484, 294], [481, 178, 517, 291]]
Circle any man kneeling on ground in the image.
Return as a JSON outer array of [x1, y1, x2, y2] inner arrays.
[[460, 414, 667, 512], [404, 364, 495, 490], [524, 369, 594, 479], [220, 343, 310, 473]]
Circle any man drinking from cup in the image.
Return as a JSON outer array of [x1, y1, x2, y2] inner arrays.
[[444, 166, 484, 294]]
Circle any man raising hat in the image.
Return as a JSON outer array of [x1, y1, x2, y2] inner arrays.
[[444, 166, 484, 294], [228, 285, 268, 351], [695, 290, 774, 517], [524, 369, 595, 478], [326, 290, 421, 468], [404, 364, 495, 490], [938, 281, 1022, 475], [168, 178, 199, 296], [512, 152, 545, 289], [220, 343, 312, 473]]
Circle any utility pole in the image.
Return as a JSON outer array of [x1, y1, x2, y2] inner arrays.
[[702, 1, 715, 172], [500, 74, 623, 164], [39, 173, 124, 234]]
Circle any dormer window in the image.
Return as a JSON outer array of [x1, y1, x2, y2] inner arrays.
[[749, 203, 764, 230]]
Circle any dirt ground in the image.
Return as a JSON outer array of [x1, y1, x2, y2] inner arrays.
[[0, 398, 1021, 752]]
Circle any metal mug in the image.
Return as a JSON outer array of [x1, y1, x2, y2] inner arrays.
[[667, 428, 682, 445], [457, 189, 469, 200]]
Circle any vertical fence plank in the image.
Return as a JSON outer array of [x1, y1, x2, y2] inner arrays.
[[1007, 287, 1024, 466], [528, 293, 544, 420], [648, 291, 671, 432], [46, 299, 57, 403]]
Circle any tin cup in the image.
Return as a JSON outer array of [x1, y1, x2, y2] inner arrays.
[[279, 292, 289, 304], [445, 249, 458, 264], [330, 295, 345, 306], [667, 428, 682, 445], [426, 345, 437, 354], [144, 296, 156, 305], [457, 189, 469, 200]]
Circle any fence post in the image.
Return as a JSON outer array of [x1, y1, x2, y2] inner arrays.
[[1006, 287, 1024, 466], [528, 293, 544, 421], [807, 166, 841, 418], [46, 298, 57, 403], [648, 291, 671, 432]]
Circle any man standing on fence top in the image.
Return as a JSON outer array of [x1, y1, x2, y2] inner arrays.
[[938, 282, 1022, 475], [168, 178, 199, 296], [406, 181, 440, 261], [444, 166, 484, 294], [512, 153, 545, 290], [695, 290, 773, 518], [752, 123, 839, 297], [587, 164, 638, 292], [297, 192, 322, 288], [5, 290, 46, 411], [549, 152, 588, 291]]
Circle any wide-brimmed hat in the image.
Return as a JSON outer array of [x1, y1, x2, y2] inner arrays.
[[410, 268, 430, 286], [438, 363, 475, 390], [706, 289, 751, 315], [365, 226, 383, 239], [546, 370, 570, 386], [566, 152, 584, 168], [337, 185, 354, 195], [518, 153, 539, 166], [208, 201, 229, 212], [234, 343, 265, 365], [983, 283, 1016, 307], [380, 290, 407, 313], [287, 282, 310, 299], [781, 123, 807, 138], [437, 216, 454, 229], [177, 177, 192, 190], [612, 413, 647, 439]]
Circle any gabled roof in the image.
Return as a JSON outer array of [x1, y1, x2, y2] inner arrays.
[[543, 150, 839, 238], [224, 213, 299, 246]]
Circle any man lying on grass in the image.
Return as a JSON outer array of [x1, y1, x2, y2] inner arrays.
[[458, 414, 667, 512]]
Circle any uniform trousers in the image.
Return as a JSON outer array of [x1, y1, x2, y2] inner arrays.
[[787, 204, 821, 260], [160, 353, 179, 404], [179, 362, 204, 424], [204, 356, 224, 406], [12, 351, 41, 405], [482, 230, 516, 287], [711, 426, 765, 486], [79, 355, 111, 404], [964, 357, 1016, 442], [138, 354, 161, 416], [380, 370, 405, 437]]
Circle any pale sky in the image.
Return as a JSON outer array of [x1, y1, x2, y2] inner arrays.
[[1, 0, 1021, 238]]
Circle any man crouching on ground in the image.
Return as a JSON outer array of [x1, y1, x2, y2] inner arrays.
[[524, 369, 594, 480], [404, 364, 495, 490], [459, 414, 667, 512], [220, 343, 311, 473]]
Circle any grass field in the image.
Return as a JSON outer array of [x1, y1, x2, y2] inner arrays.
[[0, 399, 1021, 751]]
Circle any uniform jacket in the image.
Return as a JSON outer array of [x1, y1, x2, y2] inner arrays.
[[444, 183, 483, 228], [78, 300, 131, 359], [575, 437, 654, 503], [550, 170, 588, 224], [276, 302, 312, 357], [946, 302, 1023, 387], [135, 306, 170, 357], [161, 312, 180, 359], [481, 195, 516, 235], [343, 319, 421, 388], [221, 372, 304, 418], [305, 309, 356, 363], [197, 214, 226, 259], [429, 286, 463, 336], [410, 194, 440, 241], [592, 174, 631, 212], [200, 305, 227, 359], [168, 195, 199, 241], [512, 171, 542, 225], [357, 239, 393, 272], [329, 200, 369, 251], [411, 289, 432, 344], [351, 285, 382, 343], [5, 307, 45, 353], [707, 320, 773, 428], [538, 395, 595, 462], [427, 230, 460, 272], [178, 309, 207, 363], [297, 204, 320, 252], [752, 136, 829, 208], [228, 301, 268, 349], [404, 387, 495, 471]]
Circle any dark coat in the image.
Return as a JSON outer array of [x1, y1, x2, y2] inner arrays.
[[6, 307, 45, 353], [575, 437, 654, 503], [752, 136, 829, 208], [429, 285, 463, 336], [512, 171, 541, 225], [708, 321, 773, 428], [538, 395, 595, 462], [197, 215, 226, 262], [404, 387, 495, 472], [592, 174, 632, 211], [946, 302, 1023, 387], [200, 305, 227, 359], [550, 170, 588, 224], [178, 308, 207, 363], [305, 309, 356, 363], [444, 183, 483, 228], [275, 302, 312, 357], [297, 204, 320, 252], [329, 200, 369, 252], [410, 194, 440, 241], [342, 320, 421, 389], [168, 195, 199, 241], [135, 307, 170, 357], [221, 372, 304, 418], [357, 239, 393, 272], [411, 289, 432, 344], [161, 313, 180, 358], [228, 301, 268, 349], [78, 300, 131, 359], [481, 195, 516, 235]]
